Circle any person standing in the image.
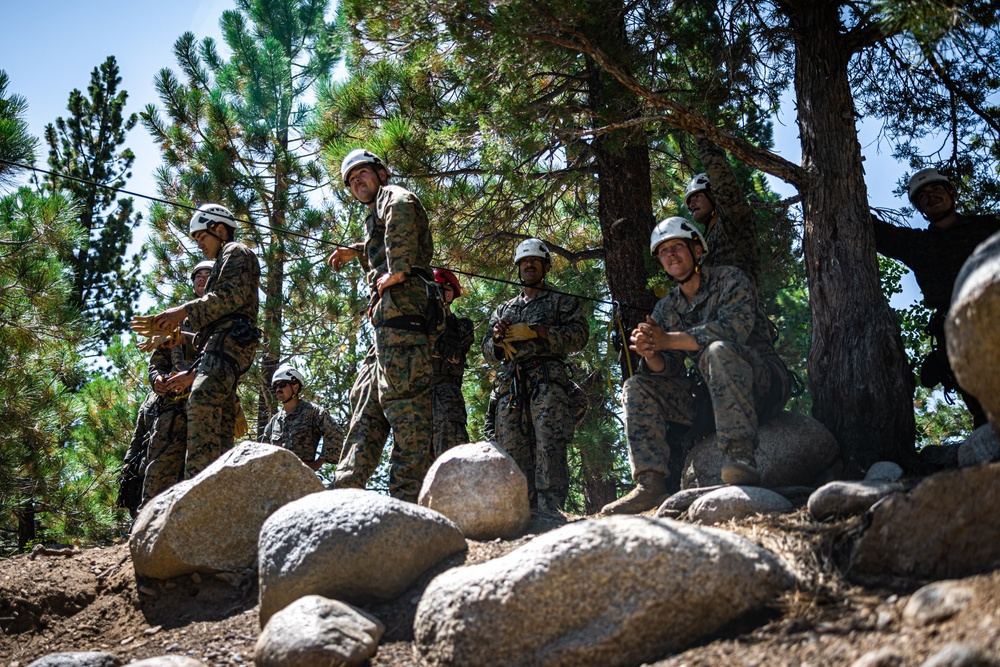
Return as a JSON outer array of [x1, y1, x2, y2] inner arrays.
[[871, 168, 1000, 427], [152, 204, 261, 477], [483, 238, 590, 513], [430, 268, 474, 457], [263, 364, 344, 471], [326, 149, 436, 502]]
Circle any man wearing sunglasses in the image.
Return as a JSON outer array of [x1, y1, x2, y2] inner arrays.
[[263, 364, 344, 472], [871, 168, 1000, 427]]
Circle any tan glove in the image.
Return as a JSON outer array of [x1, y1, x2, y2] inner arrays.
[[503, 322, 538, 343], [496, 339, 519, 361], [130, 314, 175, 338], [136, 329, 182, 353], [233, 402, 248, 440]]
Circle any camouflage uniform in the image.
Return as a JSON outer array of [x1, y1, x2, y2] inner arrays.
[[183, 240, 261, 476], [118, 389, 159, 516], [695, 135, 761, 292], [872, 212, 1000, 426], [141, 320, 199, 504], [334, 184, 435, 502], [263, 399, 344, 466], [483, 289, 590, 508], [623, 265, 790, 478], [432, 314, 474, 457]]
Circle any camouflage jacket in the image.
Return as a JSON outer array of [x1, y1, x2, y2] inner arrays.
[[872, 212, 1000, 314], [184, 241, 261, 350], [262, 399, 344, 464], [148, 347, 173, 386], [696, 135, 761, 293], [433, 314, 475, 379], [646, 265, 780, 377], [482, 287, 590, 377], [364, 184, 435, 330]]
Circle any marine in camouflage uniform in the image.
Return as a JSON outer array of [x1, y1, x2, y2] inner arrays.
[[153, 205, 260, 479], [687, 135, 762, 291], [601, 218, 790, 515], [483, 239, 590, 511], [329, 150, 436, 502], [140, 339, 191, 505], [871, 168, 1000, 428], [431, 269, 474, 458], [118, 389, 159, 517], [263, 364, 344, 469]]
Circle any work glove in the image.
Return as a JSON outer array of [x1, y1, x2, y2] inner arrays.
[[136, 328, 182, 353], [130, 314, 174, 338], [502, 322, 538, 343]]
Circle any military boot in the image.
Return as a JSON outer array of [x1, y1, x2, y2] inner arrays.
[[720, 440, 761, 486], [599, 471, 669, 516]]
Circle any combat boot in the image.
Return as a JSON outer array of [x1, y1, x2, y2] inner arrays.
[[599, 471, 669, 516], [721, 440, 761, 486]]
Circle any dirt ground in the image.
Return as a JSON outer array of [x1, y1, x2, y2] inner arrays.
[[2, 509, 999, 667]]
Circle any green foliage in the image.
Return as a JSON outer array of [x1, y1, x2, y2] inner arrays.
[[42, 56, 144, 351], [0, 187, 88, 554], [0, 70, 38, 187]]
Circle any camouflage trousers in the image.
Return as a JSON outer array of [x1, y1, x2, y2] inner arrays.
[[623, 340, 774, 478], [141, 397, 188, 507], [432, 378, 469, 459], [186, 349, 245, 478], [335, 332, 433, 502], [494, 360, 575, 507]]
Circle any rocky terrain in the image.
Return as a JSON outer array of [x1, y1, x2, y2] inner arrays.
[[3, 505, 1000, 667]]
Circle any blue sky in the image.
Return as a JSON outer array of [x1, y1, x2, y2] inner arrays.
[[1, 0, 922, 306]]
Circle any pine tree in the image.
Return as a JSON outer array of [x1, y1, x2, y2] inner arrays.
[[42, 56, 143, 351], [0, 70, 37, 187], [141, 0, 345, 435]]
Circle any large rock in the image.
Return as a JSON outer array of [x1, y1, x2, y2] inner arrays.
[[418, 441, 530, 539], [26, 653, 121, 667], [682, 412, 839, 489], [687, 486, 793, 524], [254, 595, 384, 667], [130, 442, 324, 579], [414, 516, 794, 667], [258, 489, 466, 626], [947, 229, 1000, 428], [851, 463, 1000, 578], [808, 480, 905, 520], [958, 425, 1000, 467]]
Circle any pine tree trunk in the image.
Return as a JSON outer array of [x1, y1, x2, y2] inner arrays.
[[791, 3, 916, 474], [581, 0, 659, 509], [16, 499, 35, 552]]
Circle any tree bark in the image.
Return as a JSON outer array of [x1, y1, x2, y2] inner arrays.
[[790, 3, 915, 474], [581, 0, 659, 508]]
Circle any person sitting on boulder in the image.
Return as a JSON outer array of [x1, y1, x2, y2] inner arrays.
[[870, 167, 1000, 428], [263, 364, 344, 471], [600, 217, 790, 515]]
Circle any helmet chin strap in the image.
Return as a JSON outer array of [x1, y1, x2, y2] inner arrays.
[[673, 264, 700, 285]]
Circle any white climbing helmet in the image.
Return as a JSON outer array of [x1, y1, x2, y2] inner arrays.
[[649, 216, 709, 257], [189, 203, 237, 241], [190, 260, 215, 281], [513, 238, 552, 265], [684, 173, 711, 207], [907, 168, 953, 203], [341, 148, 387, 186], [272, 364, 306, 387]]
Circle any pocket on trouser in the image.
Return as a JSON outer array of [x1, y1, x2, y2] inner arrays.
[[376, 343, 432, 404]]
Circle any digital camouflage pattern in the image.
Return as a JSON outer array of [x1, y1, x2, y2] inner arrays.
[[432, 315, 474, 457], [623, 265, 790, 478], [695, 135, 761, 292], [139, 319, 196, 506], [337, 184, 435, 502], [183, 240, 261, 476], [482, 288, 590, 507], [263, 399, 344, 465]]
